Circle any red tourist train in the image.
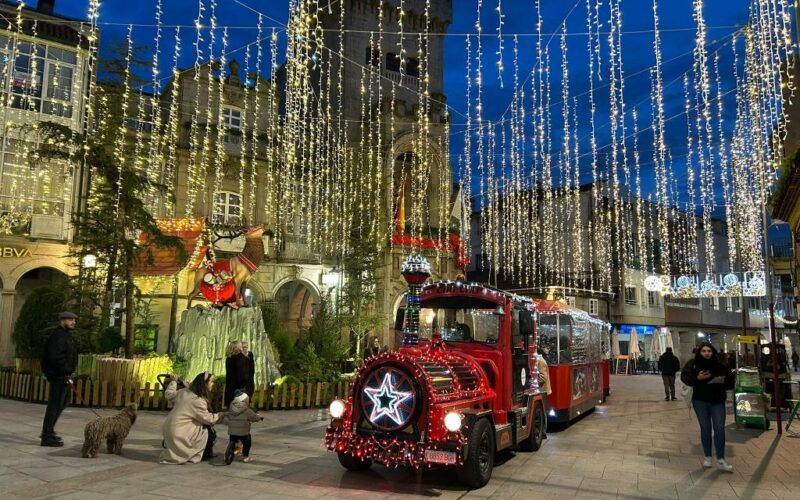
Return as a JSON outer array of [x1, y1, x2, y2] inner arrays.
[[533, 299, 612, 424], [325, 256, 547, 488]]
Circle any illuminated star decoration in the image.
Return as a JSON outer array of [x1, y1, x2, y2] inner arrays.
[[363, 370, 415, 430]]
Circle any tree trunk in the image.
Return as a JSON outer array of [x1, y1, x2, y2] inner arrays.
[[99, 240, 118, 332], [124, 249, 135, 359], [168, 276, 178, 353]]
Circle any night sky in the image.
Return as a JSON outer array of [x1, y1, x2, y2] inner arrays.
[[47, 0, 786, 240]]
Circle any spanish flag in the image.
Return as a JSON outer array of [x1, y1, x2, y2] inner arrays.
[[394, 182, 405, 234]]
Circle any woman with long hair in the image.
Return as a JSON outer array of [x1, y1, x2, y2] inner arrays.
[[160, 371, 224, 464], [680, 342, 735, 472], [225, 340, 250, 407]]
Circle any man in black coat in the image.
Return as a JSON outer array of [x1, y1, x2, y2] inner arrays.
[[658, 347, 681, 401], [241, 341, 255, 398], [40, 311, 78, 446]]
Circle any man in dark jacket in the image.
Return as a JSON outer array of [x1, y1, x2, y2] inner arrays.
[[40, 311, 78, 446], [658, 347, 681, 401]]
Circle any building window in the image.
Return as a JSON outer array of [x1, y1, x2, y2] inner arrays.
[[711, 296, 720, 310], [365, 46, 380, 67], [564, 296, 576, 308], [0, 138, 68, 217], [588, 298, 599, 315], [731, 297, 740, 312], [624, 287, 637, 305], [648, 291, 658, 307], [722, 297, 730, 312], [212, 191, 241, 225], [222, 106, 242, 144], [0, 37, 79, 118], [384, 53, 420, 78]]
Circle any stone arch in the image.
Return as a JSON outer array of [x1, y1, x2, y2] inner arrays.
[[272, 278, 321, 336], [7, 258, 73, 290]]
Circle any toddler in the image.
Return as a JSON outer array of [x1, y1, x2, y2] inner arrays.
[[224, 390, 263, 464]]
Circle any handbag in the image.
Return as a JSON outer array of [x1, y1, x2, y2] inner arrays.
[[680, 384, 693, 408]]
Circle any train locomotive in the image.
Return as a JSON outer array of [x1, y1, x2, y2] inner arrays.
[[325, 255, 547, 488]]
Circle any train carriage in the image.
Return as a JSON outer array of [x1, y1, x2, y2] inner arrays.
[[534, 299, 611, 424]]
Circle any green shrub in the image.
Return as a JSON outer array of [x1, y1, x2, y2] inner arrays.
[[273, 374, 302, 386], [12, 286, 67, 358], [96, 327, 123, 354], [168, 354, 188, 379]]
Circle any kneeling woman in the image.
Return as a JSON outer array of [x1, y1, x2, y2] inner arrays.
[[160, 372, 224, 464]]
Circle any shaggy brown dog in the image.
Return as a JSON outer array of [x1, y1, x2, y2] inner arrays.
[[81, 404, 137, 458]]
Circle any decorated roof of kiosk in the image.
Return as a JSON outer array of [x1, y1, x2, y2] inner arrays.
[[133, 217, 207, 277]]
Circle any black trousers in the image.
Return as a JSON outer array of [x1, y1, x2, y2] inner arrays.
[[42, 377, 70, 438], [662, 375, 676, 398], [202, 425, 217, 460], [229, 434, 252, 457]]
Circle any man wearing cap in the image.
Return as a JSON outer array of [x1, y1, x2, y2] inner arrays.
[[40, 311, 78, 447]]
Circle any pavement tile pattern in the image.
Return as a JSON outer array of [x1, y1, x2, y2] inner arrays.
[[0, 375, 798, 499]]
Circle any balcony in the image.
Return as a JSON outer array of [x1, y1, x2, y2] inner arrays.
[[382, 69, 419, 89]]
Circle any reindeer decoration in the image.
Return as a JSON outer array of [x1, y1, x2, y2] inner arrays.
[[187, 224, 266, 309]]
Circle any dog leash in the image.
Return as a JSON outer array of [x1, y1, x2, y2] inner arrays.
[[69, 380, 102, 418]]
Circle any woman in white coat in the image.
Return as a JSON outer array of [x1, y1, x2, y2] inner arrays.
[[159, 372, 224, 464]]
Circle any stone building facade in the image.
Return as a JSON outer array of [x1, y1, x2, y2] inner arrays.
[[132, 0, 460, 353], [0, 0, 91, 365]]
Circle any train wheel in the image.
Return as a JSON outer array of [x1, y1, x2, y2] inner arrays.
[[337, 451, 373, 471], [519, 401, 545, 452], [458, 418, 494, 488]]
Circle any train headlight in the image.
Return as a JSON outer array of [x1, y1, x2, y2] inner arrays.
[[329, 399, 346, 419], [444, 411, 463, 432]]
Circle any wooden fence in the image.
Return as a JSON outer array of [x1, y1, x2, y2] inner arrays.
[[0, 371, 352, 411]]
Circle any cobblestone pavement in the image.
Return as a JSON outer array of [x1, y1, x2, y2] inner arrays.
[[1, 375, 799, 499]]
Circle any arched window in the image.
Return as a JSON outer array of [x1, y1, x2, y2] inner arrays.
[[212, 191, 241, 225]]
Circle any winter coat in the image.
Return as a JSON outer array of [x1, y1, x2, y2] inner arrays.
[[246, 351, 255, 397], [658, 352, 681, 376], [227, 392, 262, 436], [680, 358, 734, 404], [41, 326, 77, 380], [160, 381, 224, 464], [224, 353, 250, 406], [536, 354, 552, 395]]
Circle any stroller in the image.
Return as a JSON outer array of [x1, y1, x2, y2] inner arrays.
[[157, 374, 218, 460]]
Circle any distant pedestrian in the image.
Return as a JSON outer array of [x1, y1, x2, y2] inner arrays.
[[241, 341, 255, 398], [680, 342, 734, 472], [224, 340, 249, 407], [792, 351, 799, 373], [40, 311, 78, 447], [658, 347, 681, 401], [370, 337, 381, 357]]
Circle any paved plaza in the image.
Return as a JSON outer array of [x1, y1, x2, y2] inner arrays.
[[0, 375, 798, 499]]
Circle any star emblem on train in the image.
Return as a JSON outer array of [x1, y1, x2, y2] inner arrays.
[[363, 371, 414, 427]]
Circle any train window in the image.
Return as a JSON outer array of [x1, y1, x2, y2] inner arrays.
[[536, 315, 558, 364], [419, 307, 499, 343], [512, 310, 531, 350]]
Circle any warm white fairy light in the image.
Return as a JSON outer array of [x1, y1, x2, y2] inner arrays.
[[162, 26, 182, 217], [212, 26, 229, 214], [496, 0, 504, 88], [146, 0, 164, 212], [185, 0, 205, 216]]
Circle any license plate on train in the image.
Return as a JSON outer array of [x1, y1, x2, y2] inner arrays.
[[425, 450, 457, 465]]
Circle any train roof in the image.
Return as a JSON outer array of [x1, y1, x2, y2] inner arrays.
[[534, 299, 610, 326], [422, 281, 536, 309]]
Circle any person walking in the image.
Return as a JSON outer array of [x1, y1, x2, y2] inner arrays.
[[241, 340, 255, 398], [370, 337, 381, 357], [658, 347, 681, 401], [224, 340, 250, 407], [680, 342, 735, 472], [792, 350, 799, 373], [40, 311, 78, 447]]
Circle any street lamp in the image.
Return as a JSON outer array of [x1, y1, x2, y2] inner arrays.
[[83, 254, 97, 269]]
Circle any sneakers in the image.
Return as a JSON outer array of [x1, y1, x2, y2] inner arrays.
[[702, 456, 713, 468], [40, 438, 64, 447], [717, 459, 734, 472], [242, 456, 252, 463], [671, 397, 678, 401], [665, 396, 670, 401]]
